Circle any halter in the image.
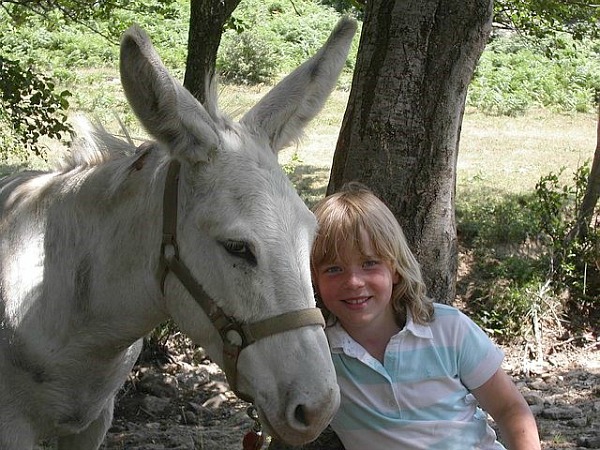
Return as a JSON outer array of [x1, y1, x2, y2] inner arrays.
[[158, 159, 325, 403]]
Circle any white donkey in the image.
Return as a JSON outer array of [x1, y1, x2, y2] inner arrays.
[[0, 17, 356, 449]]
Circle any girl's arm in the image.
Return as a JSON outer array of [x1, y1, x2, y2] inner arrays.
[[472, 368, 541, 450]]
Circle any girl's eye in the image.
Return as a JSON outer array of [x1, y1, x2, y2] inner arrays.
[[323, 265, 342, 274], [363, 260, 379, 268]]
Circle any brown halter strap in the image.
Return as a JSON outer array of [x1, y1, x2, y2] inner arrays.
[[158, 159, 325, 403]]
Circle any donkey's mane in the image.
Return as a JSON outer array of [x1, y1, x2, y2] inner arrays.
[[57, 119, 139, 172]]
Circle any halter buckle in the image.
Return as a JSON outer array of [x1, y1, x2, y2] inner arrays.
[[161, 234, 179, 261], [220, 321, 247, 348]]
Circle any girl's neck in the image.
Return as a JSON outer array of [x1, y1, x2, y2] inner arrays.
[[343, 312, 404, 364]]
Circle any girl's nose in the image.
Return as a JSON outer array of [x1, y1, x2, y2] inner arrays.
[[344, 270, 365, 288]]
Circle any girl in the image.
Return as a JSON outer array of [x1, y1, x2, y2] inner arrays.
[[311, 182, 540, 450]]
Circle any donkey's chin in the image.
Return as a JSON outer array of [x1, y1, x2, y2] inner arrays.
[[256, 390, 340, 446]]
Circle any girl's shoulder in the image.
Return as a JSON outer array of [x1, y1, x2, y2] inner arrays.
[[431, 302, 462, 317], [430, 303, 483, 335]]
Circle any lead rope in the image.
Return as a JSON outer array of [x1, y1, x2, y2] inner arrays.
[[243, 405, 265, 449]]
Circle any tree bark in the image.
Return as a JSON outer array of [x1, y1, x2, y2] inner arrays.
[[328, 0, 493, 303], [183, 0, 241, 104]]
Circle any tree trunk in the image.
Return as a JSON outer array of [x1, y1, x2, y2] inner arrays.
[[183, 0, 241, 103], [328, 0, 493, 303], [568, 104, 600, 241]]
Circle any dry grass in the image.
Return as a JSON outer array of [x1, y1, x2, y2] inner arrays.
[[458, 109, 597, 197]]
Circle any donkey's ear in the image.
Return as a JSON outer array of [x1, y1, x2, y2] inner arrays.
[[241, 17, 356, 153], [119, 25, 219, 163]]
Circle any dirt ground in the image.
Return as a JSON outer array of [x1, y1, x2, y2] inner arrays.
[[96, 329, 600, 450]]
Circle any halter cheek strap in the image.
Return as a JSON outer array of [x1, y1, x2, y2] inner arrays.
[[158, 159, 325, 402]]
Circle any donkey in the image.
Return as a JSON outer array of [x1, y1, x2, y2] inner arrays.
[[0, 17, 356, 449]]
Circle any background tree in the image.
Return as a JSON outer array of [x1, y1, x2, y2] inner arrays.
[[327, 0, 493, 303], [321, 0, 599, 303], [2, 0, 597, 311], [183, 0, 241, 104], [567, 103, 600, 243], [494, 0, 600, 40], [0, 55, 71, 159]]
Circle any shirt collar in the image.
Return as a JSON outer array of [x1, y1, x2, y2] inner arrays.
[[326, 309, 433, 353], [403, 310, 433, 340]]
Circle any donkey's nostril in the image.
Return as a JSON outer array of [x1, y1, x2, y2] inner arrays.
[[294, 404, 308, 426]]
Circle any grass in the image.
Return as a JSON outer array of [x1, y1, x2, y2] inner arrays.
[[7, 60, 595, 224]]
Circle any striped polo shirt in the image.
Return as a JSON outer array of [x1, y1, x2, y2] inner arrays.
[[326, 303, 506, 450]]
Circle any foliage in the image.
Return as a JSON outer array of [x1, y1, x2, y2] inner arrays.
[[0, 0, 187, 161], [458, 162, 599, 341], [457, 191, 545, 339], [218, 0, 356, 81], [0, 0, 179, 37], [533, 164, 599, 330], [494, 0, 600, 40], [318, 0, 365, 19], [320, 0, 600, 40], [140, 320, 179, 365], [218, 29, 279, 84], [217, 0, 358, 83], [468, 34, 600, 115], [458, 193, 537, 247], [0, 55, 71, 160]]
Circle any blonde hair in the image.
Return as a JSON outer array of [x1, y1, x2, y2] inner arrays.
[[311, 182, 433, 325]]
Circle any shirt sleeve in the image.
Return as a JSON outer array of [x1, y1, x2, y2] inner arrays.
[[455, 310, 504, 390]]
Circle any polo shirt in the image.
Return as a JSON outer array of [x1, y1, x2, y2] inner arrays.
[[327, 303, 506, 450]]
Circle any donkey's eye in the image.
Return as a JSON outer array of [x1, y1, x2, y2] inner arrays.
[[220, 240, 257, 266]]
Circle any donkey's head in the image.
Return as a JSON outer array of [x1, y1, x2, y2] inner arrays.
[[120, 18, 356, 444]]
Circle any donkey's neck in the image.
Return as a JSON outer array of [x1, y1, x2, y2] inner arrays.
[[42, 151, 171, 353]]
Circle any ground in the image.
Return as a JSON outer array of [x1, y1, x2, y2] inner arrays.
[[97, 330, 600, 450]]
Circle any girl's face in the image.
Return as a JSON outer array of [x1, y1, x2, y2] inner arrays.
[[314, 231, 399, 332]]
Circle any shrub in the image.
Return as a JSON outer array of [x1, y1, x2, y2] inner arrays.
[[218, 30, 280, 84], [217, 0, 354, 83], [459, 162, 600, 341], [533, 163, 599, 330]]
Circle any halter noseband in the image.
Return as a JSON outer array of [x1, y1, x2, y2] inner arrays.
[[158, 159, 325, 403]]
